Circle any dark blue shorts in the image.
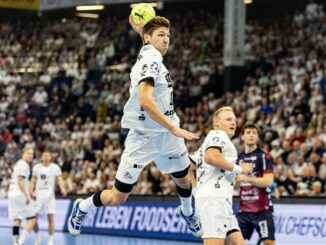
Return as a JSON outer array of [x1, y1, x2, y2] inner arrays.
[[236, 210, 275, 241]]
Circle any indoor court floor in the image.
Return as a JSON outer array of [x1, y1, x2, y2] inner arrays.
[[0, 227, 200, 245]]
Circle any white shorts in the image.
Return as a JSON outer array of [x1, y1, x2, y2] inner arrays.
[[34, 194, 55, 214], [196, 196, 240, 239], [8, 195, 36, 220], [116, 129, 189, 184]]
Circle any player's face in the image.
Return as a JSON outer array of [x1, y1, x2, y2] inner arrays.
[[23, 149, 34, 163], [42, 152, 51, 165], [214, 111, 237, 137], [242, 128, 259, 146], [147, 27, 170, 55]]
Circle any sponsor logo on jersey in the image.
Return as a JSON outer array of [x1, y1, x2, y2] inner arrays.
[[197, 170, 206, 184], [123, 171, 132, 180], [214, 175, 224, 188], [164, 110, 175, 116], [140, 64, 148, 77], [168, 151, 186, 160], [165, 73, 173, 87], [133, 164, 143, 169], [212, 137, 220, 142], [138, 114, 146, 121], [150, 62, 159, 75]]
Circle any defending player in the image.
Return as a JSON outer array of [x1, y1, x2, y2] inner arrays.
[[236, 123, 275, 245], [190, 107, 252, 245], [29, 150, 67, 245], [8, 146, 36, 245], [67, 16, 203, 238]]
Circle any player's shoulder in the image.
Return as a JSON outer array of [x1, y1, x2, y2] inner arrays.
[[50, 163, 62, 173], [140, 44, 162, 59], [16, 159, 25, 164], [254, 147, 269, 155], [260, 148, 272, 159], [207, 129, 228, 140], [16, 159, 27, 167], [33, 163, 42, 170], [50, 162, 60, 169]]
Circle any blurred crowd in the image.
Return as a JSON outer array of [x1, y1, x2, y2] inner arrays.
[[0, 0, 325, 198]]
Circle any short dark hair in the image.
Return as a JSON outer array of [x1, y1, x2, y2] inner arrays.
[[241, 123, 260, 136], [143, 16, 170, 37]]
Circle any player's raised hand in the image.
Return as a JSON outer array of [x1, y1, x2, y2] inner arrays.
[[240, 163, 253, 174], [170, 126, 200, 140], [129, 14, 143, 36]]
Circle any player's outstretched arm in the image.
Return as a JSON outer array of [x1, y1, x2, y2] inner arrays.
[[237, 173, 274, 188], [169, 126, 199, 140], [139, 81, 199, 140], [205, 148, 253, 174]]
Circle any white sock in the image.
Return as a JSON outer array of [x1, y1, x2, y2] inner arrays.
[[35, 231, 41, 240], [48, 234, 54, 241], [18, 229, 29, 244], [35, 231, 41, 245], [79, 195, 96, 212], [179, 196, 193, 216], [12, 235, 18, 244]]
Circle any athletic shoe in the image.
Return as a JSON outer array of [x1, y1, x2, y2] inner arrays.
[[67, 198, 88, 236], [177, 206, 203, 237]]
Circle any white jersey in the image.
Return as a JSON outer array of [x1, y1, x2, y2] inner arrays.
[[121, 44, 180, 132], [190, 130, 238, 199], [8, 159, 30, 197], [32, 163, 62, 197]]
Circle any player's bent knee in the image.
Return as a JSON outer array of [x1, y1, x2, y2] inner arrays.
[[114, 179, 135, 193], [101, 179, 133, 205], [171, 165, 190, 179], [171, 166, 191, 188], [173, 176, 191, 188]]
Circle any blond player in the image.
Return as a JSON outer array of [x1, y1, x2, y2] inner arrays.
[[8, 146, 36, 245], [190, 107, 252, 245], [30, 151, 67, 245]]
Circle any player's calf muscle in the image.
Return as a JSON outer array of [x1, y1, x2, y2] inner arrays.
[[101, 189, 129, 206]]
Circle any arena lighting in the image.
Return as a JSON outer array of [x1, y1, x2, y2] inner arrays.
[[244, 0, 253, 4], [76, 13, 99, 19], [130, 2, 158, 8], [76, 5, 105, 11]]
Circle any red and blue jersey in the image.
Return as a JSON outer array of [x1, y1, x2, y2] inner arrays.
[[237, 148, 274, 213]]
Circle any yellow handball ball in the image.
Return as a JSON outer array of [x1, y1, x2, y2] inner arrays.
[[131, 3, 156, 26]]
